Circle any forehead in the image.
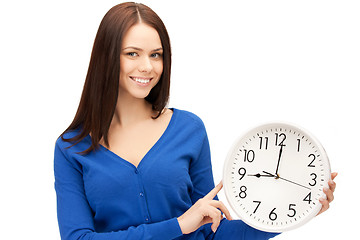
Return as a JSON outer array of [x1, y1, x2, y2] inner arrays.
[[122, 23, 162, 49]]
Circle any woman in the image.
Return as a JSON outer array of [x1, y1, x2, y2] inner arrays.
[[54, 2, 336, 240]]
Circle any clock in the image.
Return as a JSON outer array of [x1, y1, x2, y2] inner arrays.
[[222, 122, 331, 232]]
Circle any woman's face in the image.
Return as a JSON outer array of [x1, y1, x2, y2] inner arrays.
[[119, 23, 163, 100]]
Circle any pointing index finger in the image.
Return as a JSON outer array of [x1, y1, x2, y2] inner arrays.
[[204, 181, 223, 200]]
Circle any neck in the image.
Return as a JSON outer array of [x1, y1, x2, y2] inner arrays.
[[111, 92, 155, 128]]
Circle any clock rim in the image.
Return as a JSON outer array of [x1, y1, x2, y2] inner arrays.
[[222, 121, 331, 233]]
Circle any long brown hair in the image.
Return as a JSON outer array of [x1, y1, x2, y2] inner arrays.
[[60, 2, 172, 155]]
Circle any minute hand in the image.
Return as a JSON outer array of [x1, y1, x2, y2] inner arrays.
[[275, 144, 284, 176], [262, 171, 311, 190]]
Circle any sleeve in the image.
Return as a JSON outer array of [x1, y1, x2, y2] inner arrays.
[[210, 219, 280, 240], [189, 127, 218, 204], [54, 141, 183, 240]]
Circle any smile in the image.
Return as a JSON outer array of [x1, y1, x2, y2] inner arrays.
[[130, 77, 152, 84]]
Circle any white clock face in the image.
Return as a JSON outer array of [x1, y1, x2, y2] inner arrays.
[[223, 123, 331, 232]]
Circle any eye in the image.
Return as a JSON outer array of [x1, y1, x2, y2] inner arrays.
[[151, 52, 162, 59], [126, 52, 138, 57]]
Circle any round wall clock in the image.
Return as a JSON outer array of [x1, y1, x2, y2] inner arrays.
[[223, 122, 331, 232]]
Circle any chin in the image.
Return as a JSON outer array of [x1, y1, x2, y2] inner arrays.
[[129, 89, 153, 100]]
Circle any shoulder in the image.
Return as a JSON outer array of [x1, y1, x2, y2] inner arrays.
[[55, 128, 81, 147], [55, 128, 90, 155], [172, 108, 206, 129], [170, 108, 208, 142]]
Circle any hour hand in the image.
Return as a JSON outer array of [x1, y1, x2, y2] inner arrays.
[[262, 171, 276, 178], [248, 172, 275, 178]]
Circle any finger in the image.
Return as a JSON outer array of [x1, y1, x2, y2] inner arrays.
[[324, 187, 334, 203], [204, 181, 223, 200], [318, 198, 329, 215], [328, 178, 336, 193], [331, 172, 338, 180], [208, 208, 222, 233], [211, 200, 233, 220]]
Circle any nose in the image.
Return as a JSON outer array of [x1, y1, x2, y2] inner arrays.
[[138, 56, 153, 73]]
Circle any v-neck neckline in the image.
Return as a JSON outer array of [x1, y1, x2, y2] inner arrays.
[[95, 108, 177, 170]]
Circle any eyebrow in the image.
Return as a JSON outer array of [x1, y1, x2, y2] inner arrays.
[[122, 46, 163, 52]]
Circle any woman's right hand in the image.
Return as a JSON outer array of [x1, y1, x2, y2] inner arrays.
[[177, 181, 233, 234]]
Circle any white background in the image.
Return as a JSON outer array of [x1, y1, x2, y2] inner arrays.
[[0, 0, 359, 239]]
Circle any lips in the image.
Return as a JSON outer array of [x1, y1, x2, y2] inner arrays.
[[130, 76, 152, 85]]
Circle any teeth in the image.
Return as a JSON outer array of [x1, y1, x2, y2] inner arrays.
[[132, 77, 150, 84]]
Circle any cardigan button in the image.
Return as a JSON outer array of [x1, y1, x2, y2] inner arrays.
[[135, 169, 138, 174], [139, 192, 144, 197]]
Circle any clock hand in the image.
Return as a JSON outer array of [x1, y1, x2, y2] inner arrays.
[[262, 171, 276, 177], [262, 171, 311, 190], [275, 144, 284, 177], [248, 172, 274, 178], [278, 176, 311, 190]]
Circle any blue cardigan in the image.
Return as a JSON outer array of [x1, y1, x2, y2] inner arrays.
[[54, 108, 279, 240]]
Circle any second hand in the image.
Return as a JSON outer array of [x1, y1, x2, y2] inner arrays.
[[262, 171, 311, 190]]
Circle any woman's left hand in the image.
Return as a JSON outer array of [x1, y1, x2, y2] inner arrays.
[[317, 172, 337, 216]]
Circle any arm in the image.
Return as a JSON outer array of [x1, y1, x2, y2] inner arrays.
[[176, 125, 232, 234], [188, 131, 217, 204], [212, 219, 279, 239], [54, 141, 182, 240]]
